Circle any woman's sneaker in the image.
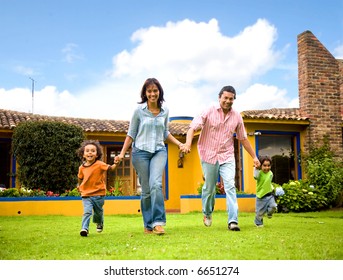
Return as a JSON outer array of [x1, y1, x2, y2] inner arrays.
[[96, 223, 103, 233], [80, 229, 88, 237]]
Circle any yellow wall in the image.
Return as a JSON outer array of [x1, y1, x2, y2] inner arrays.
[[0, 196, 256, 216], [0, 198, 141, 216], [165, 139, 203, 211]]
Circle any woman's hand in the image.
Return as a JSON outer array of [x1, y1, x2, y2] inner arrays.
[[114, 155, 123, 164], [181, 143, 191, 154]]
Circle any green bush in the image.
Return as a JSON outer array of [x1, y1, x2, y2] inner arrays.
[[303, 136, 343, 207], [0, 188, 20, 197], [275, 137, 343, 212], [275, 180, 328, 212], [11, 121, 85, 194]]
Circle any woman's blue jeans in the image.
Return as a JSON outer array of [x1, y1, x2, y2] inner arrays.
[[131, 147, 167, 230], [201, 160, 238, 225], [81, 196, 105, 230]]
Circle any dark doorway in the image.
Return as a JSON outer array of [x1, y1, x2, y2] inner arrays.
[[0, 140, 11, 188]]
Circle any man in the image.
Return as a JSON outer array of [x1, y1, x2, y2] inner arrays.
[[183, 85, 260, 231]]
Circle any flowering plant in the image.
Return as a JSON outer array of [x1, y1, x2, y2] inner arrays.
[[215, 182, 225, 195], [275, 186, 285, 196], [0, 187, 57, 197], [197, 181, 225, 195], [106, 178, 124, 196]]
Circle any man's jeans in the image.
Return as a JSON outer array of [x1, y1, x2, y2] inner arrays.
[[132, 147, 167, 230], [201, 160, 238, 224]]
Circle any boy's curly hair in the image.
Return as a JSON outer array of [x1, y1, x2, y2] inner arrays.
[[78, 140, 104, 161]]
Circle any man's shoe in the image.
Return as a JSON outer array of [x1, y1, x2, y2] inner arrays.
[[255, 224, 264, 228], [153, 225, 165, 235], [228, 222, 240, 231], [203, 215, 212, 227], [144, 228, 153, 234], [80, 229, 88, 237], [96, 223, 103, 233]]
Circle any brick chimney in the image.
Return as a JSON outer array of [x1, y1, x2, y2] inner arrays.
[[298, 30, 343, 158]]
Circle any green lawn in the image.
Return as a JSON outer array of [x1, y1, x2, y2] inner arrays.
[[0, 209, 342, 260]]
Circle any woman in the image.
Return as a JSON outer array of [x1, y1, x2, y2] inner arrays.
[[115, 78, 184, 235]]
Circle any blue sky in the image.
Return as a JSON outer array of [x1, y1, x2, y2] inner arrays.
[[1, 0, 342, 120]]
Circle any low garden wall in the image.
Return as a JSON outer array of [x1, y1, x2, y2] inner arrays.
[[0, 194, 256, 216], [0, 196, 141, 216]]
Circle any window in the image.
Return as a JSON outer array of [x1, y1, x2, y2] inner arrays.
[[105, 146, 135, 195], [256, 131, 301, 185], [0, 140, 11, 188]]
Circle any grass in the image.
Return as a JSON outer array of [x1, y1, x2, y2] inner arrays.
[[0, 210, 342, 260]]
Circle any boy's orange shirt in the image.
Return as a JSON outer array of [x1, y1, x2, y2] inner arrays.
[[78, 160, 109, 197]]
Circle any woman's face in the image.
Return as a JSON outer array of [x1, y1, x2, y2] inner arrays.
[[145, 84, 159, 104]]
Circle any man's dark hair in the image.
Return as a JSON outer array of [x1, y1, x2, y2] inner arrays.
[[219, 85, 236, 99]]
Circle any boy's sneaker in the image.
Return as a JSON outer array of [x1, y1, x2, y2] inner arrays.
[[228, 222, 240, 231], [267, 207, 277, 219], [80, 229, 88, 237], [203, 215, 212, 227], [255, 224, 264, 228], [96, 223, 103, 233]]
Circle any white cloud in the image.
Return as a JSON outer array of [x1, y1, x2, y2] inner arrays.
[[0, 86, 77, 116], [1, 18, 298, 120], [112, 18, 280, 84], [234, 84, 299, 112], [0, 87, 32, 113], [62, 43, 83, 63]]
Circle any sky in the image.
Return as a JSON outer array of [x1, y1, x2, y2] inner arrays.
[[1, 0, 343, 121]]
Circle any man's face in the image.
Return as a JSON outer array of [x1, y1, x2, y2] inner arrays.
[[219, 91, 235, 113]]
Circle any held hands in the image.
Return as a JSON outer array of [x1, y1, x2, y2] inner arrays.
[[114, 155, 123, 164], [253, 157, 261, 168], [178, 142, 191, 154]]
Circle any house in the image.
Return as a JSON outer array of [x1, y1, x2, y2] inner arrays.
[[0, 30, 342, 213]]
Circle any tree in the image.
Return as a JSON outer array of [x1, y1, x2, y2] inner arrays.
[[11, 121, 85, 194]]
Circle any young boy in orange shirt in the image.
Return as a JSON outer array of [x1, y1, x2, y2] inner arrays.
[[77, 140, 117, 237]]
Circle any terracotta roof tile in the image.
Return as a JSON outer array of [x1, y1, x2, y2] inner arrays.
[[241, 108, 309, 121], [0, 109, 189, 135], [0, 109, 130, 133], [1, 108, 315, 136], [168, 122, 190, 135]]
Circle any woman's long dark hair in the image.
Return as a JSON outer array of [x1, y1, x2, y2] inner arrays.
[[138, 78, 165, 108]]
